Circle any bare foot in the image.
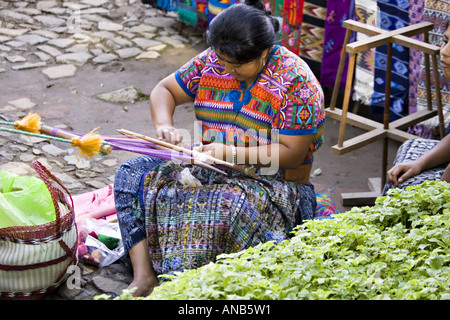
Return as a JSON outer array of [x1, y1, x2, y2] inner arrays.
[[127, 240, 159, 297], [128, 275, 159, 297]]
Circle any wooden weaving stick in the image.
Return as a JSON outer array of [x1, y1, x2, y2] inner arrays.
[[118, 129, 256, 176]]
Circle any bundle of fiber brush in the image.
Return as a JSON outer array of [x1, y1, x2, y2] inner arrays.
[[1, 112, 252, 176]]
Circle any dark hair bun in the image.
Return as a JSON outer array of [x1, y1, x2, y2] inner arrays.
[[244, 0, 279, 32], [270, 15, 280, 33], [245, 0, 266, 11]]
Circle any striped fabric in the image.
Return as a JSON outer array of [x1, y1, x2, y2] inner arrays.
[[136, 160, 317, 275]]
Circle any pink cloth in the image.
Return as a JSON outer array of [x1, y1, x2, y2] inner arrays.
[[73, 184, 116, 223]]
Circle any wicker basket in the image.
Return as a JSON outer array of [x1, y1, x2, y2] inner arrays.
[[0, 161, 78, 300]]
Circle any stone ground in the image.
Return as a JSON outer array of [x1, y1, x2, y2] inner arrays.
[[0, 0, 402, 300]]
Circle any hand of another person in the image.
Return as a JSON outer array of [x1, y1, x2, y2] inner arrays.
[[155, 125, 182, 145], [386, 161, 422, 186]]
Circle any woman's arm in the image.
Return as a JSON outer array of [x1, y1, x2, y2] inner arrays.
[[387, 134, 450, 186], [416, 134, 450, 170], [150, 73, 194, 144], [243, 134, 313, 169], [200, 133, 313, 170]]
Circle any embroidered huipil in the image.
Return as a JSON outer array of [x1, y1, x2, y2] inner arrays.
[[175, 45, 325, 160]]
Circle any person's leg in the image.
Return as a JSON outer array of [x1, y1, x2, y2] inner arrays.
[[127, 239, 159, 297], [114, 156, 163, 297]]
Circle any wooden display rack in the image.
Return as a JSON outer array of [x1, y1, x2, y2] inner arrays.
[[325, 20, 445, 206]]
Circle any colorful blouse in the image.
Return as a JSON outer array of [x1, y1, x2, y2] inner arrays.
[[175, 45, 325, 160]]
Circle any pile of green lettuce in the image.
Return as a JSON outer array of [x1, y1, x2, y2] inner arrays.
[[100, 180, 450, 300]]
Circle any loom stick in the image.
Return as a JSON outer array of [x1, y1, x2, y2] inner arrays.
[[40, 125, 112, 155], [7, 113, 111, 157], [171, 153, 228, 175], [119, 132, 228, 175], [118, 129, 254, 176]]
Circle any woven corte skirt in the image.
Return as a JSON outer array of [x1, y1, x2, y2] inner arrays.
[[114, 155, 316, 275]]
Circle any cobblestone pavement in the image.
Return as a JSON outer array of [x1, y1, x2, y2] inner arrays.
[[0, 0, 206, 300], [0, 0, 205, 194]]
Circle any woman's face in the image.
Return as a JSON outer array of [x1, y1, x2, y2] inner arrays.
[[441, 24, 450, 79], [215, 50, 266, 83]]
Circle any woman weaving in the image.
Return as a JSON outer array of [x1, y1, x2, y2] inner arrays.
[[114, 0, 325, 297]]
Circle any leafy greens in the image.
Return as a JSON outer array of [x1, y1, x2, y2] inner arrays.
[[99, 180, 450, 300]]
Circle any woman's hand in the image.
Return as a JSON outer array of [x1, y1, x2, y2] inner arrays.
[[150, 73, 194, 146], [195, 143, 232, 163], [386, 161, 422, 186], [155, 125, 183, 145]]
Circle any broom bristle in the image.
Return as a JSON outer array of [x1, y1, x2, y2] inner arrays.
[[71, 128, 102, 158], [14, 113, 42, 133]]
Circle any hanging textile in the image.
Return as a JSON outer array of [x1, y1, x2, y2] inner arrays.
[[177, 0, 199, 27], [320, 0, 355, 90], [370, 0, 410, 122], [208, 0, 234, 22], [178, 0, 235, 29], [265, 0, 284, 17], [156, 0, 178, 10], [280, 0, 305, 55], [407, 0, 425, 115], [196, 0, 210, 29], [263, 0, 283, 50], [352, 0, 377, 105], [413, 0, 450, 136], [298, 0, 327, 79]]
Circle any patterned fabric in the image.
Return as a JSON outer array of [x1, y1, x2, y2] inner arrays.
[[320, 0, 355, 90], [114, 156, 164, 254], [407, 0, 425, 115], [156, 0, 178, 11], [382, 138, 449, 195], [413, 0, 450, 136], [177, 0, 202, 29], [370, 0, 410, 122], [279, 0, 305, 55], [264, 0, 285, 54], [116, 157, 317, 275], [313, 193, 339, 219], [298, 0, 327, 79], [177, 0, 234, 30], [208, 0, 234, 22], [352, 0, 378, 105], [175, 45, 325, 159], [142, 161, 316, 274]]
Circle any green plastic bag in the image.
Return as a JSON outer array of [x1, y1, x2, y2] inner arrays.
[[0, 171, 56, 228]]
